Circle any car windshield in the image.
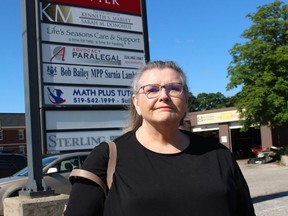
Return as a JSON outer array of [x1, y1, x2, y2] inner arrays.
[[13, 156, 59, 177]]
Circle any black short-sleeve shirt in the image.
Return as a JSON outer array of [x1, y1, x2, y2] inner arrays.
[[65, 130, 255, 216]]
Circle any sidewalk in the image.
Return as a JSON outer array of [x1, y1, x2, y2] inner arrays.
[[237, 160, 288, 216]]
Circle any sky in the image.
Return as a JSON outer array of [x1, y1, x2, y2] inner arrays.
[[0, 0, 281, 113]]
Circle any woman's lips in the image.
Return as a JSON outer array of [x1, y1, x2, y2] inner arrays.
[[155, 106, 173, 110]]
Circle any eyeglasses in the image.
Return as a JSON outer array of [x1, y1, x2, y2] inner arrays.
[[136, 83, 185, 99]]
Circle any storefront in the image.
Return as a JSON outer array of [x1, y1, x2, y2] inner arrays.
[[187, 107, 273, 159]]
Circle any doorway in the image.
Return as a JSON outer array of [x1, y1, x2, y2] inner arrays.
[[231, 128, 261, 159]]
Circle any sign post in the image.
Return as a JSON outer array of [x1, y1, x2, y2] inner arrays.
[[20, 0, 54, 196]]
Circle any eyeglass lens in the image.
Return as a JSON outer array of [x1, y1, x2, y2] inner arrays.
[[143, 83, 183, 98]]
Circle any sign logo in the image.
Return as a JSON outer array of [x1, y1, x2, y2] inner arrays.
[[47, 87, 66, 104], [50, 46, 66, 62], [46, 65, 57, 77], [41, 3, 72, 23]]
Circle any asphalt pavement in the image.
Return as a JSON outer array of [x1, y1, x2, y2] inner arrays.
[[237, 159, 288, 216]]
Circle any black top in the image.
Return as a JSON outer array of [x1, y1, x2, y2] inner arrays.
[[64, 130, 255, 216]]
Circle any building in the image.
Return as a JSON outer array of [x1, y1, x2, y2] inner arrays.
[[0, 113, 26, 153], [187, 107, 274, 159]]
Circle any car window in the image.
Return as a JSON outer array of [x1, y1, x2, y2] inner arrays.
[[43, 157, 58, 167], [49, 157, 80, 173]]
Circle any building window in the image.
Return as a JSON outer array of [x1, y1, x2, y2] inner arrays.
[[0, 130, 3, 141], [18, 129, 25, 140], [19, 145, 26, 154]]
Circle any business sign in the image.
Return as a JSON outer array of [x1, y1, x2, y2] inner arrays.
[[23, 0, 148, 153], [197, 110, 240, 125], [44, 0, 142, 15], [45, 110, 128, 130], [43, 63, 136, 85], [44, 85, 132, 106], [40, 2, 143, 32], [41, 23, 144, 50], [42, 44, 145, 68], [47, 129, 124, 152]]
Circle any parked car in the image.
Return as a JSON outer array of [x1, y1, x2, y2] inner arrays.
[[248, 146, 282, 164], [0, 153, 27, 178], [0, 151, 90, 215]]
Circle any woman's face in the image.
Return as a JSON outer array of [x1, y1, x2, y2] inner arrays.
[[132, 68, 188, 127]]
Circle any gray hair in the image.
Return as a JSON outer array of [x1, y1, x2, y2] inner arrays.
[[126, 61, 189, 132]]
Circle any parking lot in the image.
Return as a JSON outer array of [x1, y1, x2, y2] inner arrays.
[[237, 160, 288, 216]]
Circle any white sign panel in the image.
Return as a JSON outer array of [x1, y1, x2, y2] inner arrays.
[[47, 130, 124, 152], [42, 43, 145, 68], [40, 3, 143, 32], [44, 85, 132, 106], [45, 110, 128, 130], [43, 63, 137, 86], [41, 23, 144, 50]]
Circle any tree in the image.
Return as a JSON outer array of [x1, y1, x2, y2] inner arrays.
[[188, 92, 235, 112], [187, 92, 199, 112], [195, 92, 227, 111], [226, 0, 288, 130], [225, 94, 239, 108]]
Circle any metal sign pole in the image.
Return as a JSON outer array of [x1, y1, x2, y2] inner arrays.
[[19, 0, 54, 197]]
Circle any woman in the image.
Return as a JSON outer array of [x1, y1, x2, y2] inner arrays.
[[64, 61, 255, 216]]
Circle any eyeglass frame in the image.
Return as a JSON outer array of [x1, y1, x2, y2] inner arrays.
[[135, 82, 187, 99]]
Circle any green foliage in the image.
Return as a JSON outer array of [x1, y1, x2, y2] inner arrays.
[[187, 92, 199, 112], [188, 92, 235, 112], [196, 92, 227, 111], [225, 93, 240, 107], [226, 0, 288, 130]]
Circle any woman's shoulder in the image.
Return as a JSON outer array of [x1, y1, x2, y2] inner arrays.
[[181, 129, 231, 154], [182, 130, 238, 169], [87, 131, 136, 157], [82, 141, 110, 170], [112, 130, 137, 147]]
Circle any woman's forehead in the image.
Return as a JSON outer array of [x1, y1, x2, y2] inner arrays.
[[139, 68, 180, 83]]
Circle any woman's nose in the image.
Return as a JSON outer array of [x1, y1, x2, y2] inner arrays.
[[158, 88, 170, 100]]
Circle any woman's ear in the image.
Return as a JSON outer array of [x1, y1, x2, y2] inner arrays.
[[132, 94, 141, 115]]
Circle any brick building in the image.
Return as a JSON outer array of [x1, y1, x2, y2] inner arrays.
[[0, 113, 26, 153]]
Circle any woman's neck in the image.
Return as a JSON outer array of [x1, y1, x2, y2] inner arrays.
[[135, 124, 189, 154]]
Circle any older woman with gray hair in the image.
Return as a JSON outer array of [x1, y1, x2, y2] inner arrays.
[[64, 61, 255, 216]]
